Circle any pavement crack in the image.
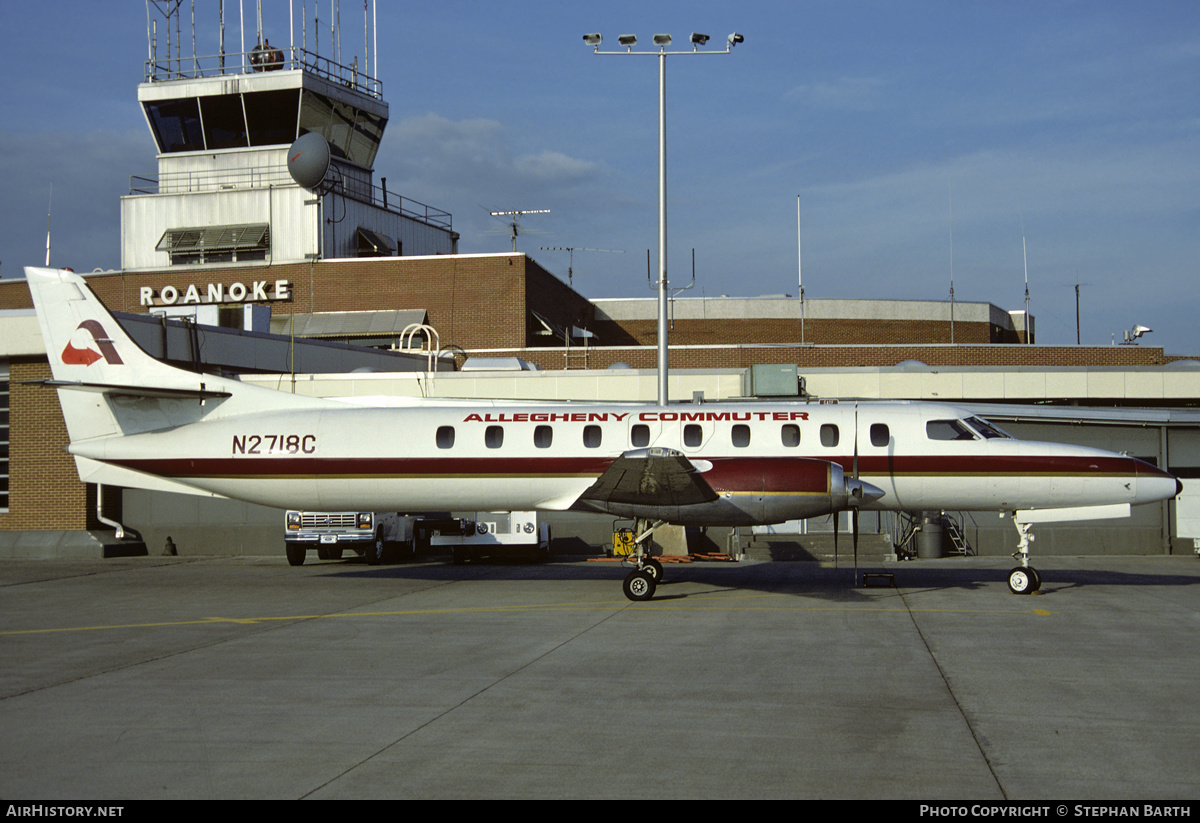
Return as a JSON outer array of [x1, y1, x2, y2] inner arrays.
[[897, 586, 1009, 801]]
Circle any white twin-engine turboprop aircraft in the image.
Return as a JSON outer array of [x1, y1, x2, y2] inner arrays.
[[25, 267, 1181, 600]]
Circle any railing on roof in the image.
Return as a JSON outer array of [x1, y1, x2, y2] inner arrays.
[[128, 164, 453, 232], [144, 45, 382, 99]]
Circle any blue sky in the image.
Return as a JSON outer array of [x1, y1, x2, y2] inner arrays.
[[1, 1, 1197, 354]]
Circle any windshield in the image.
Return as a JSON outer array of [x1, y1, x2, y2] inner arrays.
[[964, 416, 1011, 440], [926, 419, 977, 441]]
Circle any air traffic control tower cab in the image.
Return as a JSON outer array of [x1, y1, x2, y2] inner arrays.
[[122, 1, 456, 271]]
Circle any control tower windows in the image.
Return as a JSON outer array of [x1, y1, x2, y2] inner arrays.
[[144, 99, 204, 153], [200, 95, 249, 150], [245, 90, 302, 147]]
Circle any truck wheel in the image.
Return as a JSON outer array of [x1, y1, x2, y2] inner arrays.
[[367, 530, 386, 565], [285, 542, 306, 566]]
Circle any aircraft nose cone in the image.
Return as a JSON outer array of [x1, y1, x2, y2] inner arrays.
[[1133, 460, 1183, 505]]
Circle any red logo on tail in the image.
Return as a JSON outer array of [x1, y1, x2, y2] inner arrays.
[[61, 320, 124, 366]]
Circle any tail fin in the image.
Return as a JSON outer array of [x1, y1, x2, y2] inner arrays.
[[27, 267, 336, 497], [26, 267, 207, 389], [25, 267, 233, 441]]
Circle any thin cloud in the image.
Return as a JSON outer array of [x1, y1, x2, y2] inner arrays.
[[783, 76, 891, 111]]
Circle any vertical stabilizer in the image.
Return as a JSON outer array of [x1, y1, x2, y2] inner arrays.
[[24, 267, 235, 442]]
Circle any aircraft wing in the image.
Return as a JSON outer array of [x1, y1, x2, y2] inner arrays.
[[576, 447, 718, 509]]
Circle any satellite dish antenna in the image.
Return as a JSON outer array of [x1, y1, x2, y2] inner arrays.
[[287, 133, 333, 191]]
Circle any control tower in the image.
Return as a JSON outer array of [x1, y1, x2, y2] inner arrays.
[[122, 1, 456, 271]]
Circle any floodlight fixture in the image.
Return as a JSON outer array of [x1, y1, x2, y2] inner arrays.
[[581, 26, 745, 405], [1124, 324, 1153, 343]]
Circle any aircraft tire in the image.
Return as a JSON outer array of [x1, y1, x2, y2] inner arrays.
[[1028, 566, 1042, 592], [1008, 566, 1035, 595], [285, 542, 306, 567], [623, 569, 657, 602], [642, 558, 664, 582]]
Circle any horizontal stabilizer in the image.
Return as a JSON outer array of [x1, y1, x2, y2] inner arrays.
[[29, 379, 232, 401]]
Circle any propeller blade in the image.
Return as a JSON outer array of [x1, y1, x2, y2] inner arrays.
[[833, 510, 839, 569], [853, 403, 859, 482], [853, 507, 859, 585]]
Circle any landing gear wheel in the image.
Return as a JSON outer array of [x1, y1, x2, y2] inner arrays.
[[623, 569, 657, 602], [1028, 566, 1042, 592], [1008, 566, 1037, 595], [285, 542, 305, 566], [366, 530, 386, 565], [642, 557, 664, 582]]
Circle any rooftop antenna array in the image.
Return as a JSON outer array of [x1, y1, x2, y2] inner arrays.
[[797, 194, 805, 344], [144, 0, 380, 91], [44, 184, 52, 267], [948, 178, 955, 344], [539, 246, 625, 289], [1020, 207, 1031, 344], [489, 209, 551, 252]]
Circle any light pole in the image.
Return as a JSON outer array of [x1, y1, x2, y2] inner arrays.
[[584, 31, 743, 406]]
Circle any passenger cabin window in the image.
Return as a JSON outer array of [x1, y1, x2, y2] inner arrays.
[[631, 424, 650, 448], [870, 423, 890, 447], [732, 424, 751, 448], [820, 424, 839, 448], [926, 419, 976, 441], [485, 426, 504, 449], [534, 425, 553, 449], [683, 424, 703, 448], [781, 424, 800, 448], [583, 425, 602, 448], [436, 426, 455, 449]]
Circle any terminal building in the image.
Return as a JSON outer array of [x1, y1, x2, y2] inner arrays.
[[1, 3, 1198, 560]]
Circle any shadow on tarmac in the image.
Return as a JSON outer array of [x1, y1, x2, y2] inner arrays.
[[302, 551, 1200, 605]]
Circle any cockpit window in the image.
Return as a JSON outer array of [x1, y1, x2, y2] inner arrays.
[[964, 416, 1010, 440], [926, 419, 977, 441]]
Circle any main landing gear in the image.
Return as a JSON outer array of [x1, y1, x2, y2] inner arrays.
[[1007, 515, 1042, 595], [621, 520, 666, 602]]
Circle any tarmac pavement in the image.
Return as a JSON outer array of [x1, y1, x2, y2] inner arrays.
[[1, 554, 1198, 800]]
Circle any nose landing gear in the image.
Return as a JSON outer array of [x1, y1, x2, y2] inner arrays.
[[1008, 515, 1042, 594]]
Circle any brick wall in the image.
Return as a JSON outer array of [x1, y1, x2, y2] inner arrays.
[[0, 259, 1177, 364], [475, 343, 1170, 371], [0, 361, 87, 531]]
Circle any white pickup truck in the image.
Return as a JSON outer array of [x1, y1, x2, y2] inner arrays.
[[284, 510, 550, 565], [283, 510, 417, 566]]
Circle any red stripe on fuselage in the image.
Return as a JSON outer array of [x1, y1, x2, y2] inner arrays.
[[98, 452, 1156, 485]]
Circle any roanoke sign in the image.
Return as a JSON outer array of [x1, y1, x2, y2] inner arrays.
[[139, 279, 292, 307]]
